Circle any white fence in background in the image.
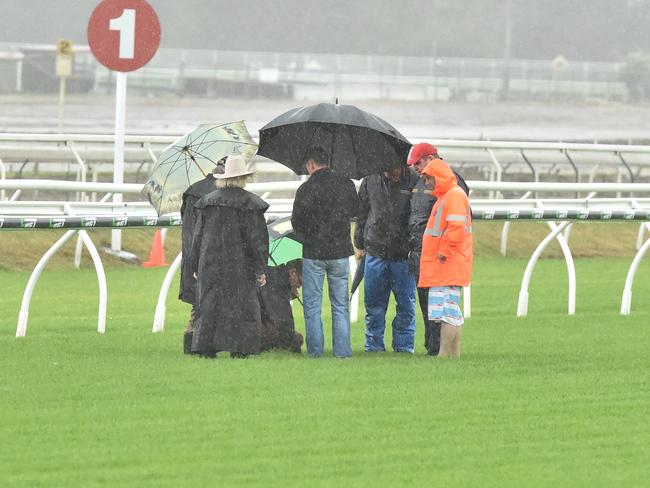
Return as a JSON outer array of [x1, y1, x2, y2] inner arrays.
[[2, 134, 650, 192], [2, 178, 650, 338], [0, 43, 628, 101]]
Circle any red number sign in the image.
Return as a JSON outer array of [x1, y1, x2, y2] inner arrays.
[[87, 0, 161, 72]]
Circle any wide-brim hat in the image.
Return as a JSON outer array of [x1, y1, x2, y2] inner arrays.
[[214, 154, 254, 179]]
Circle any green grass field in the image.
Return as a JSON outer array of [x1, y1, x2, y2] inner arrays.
[[1, 256, 649, 487]]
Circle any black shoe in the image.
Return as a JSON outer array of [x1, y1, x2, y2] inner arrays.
[[198, 351, 217, 359], [183, 332, 193, 355], [230, 352, 249, 359]]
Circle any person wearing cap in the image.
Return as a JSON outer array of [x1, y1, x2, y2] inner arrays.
[[179, 157, 226, 355], [291, 147, 359, 358], [419, 158, 473, 358], [354, 166, 419, 353], [189, 155, 269, 359], [407, 142, 469, 355]]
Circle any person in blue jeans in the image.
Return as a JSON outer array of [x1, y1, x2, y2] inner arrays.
[[291, 147, 359, 357], [354, 166, 419, 353]]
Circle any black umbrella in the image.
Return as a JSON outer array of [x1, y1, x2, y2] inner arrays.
[[350, 254, 366, 301], [258, 102, 412, 180]]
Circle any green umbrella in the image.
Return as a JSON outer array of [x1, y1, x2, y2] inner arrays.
[[267, 216, 302, 266], [142, 121, 257, 215]]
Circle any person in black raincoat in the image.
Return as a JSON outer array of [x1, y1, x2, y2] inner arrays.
[[190, 155, 269, 358], [407, 143, 469, 355], [259, 259, 304, 353], [180, 157, 226, 354]]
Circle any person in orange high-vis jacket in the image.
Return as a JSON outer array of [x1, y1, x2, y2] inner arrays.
[[419, 158, 473, 358]]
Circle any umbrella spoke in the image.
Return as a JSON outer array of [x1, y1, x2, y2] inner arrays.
[[142, 121, 257, 215]]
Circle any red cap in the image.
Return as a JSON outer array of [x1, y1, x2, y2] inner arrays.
[[407, 142, 439, 165]]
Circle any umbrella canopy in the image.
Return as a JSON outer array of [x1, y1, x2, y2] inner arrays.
[[258, 102, 411, 180], [142, 121, 257, 215], [267, 216, 302, 266]]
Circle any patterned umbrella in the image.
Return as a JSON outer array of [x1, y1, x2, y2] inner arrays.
[[142, 121, 257, 215]]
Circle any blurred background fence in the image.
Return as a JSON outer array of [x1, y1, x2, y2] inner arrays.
[[0, 42, 629, 102]]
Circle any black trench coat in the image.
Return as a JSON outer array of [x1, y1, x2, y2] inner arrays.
[[179, 175, 217, 304], [190, 187, 269, 355]]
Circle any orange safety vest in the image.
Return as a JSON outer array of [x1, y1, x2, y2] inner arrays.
[[418, 159, 473, 288]]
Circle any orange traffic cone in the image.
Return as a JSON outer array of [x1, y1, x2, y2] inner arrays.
[[142, 229, 169, 267]]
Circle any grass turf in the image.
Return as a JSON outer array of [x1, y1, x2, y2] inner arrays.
[[1, 257, 649, 486]]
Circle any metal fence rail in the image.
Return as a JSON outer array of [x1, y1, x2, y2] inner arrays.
[[2, 178, 650, 339], [2, 135, 650, 193]]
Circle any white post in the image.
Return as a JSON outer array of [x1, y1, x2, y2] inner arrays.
[[500, 221, 511, 256], [111, 72, 127, 252], [78, 231, 108, 334], [58, 77, 66, 133], [0, 156, 6, 201], [17, 230, 78, 337], [74, 234, 83, 268], [16, 59, 23, 92], [548, 222, 576, 315], [153, 252, 183, 332], [620, 238, 650, 315]]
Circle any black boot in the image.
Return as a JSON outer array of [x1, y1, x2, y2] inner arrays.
[[183, 331, 193, 355], [427, 321, 441, 356]]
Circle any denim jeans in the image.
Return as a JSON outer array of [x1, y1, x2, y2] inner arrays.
[[364, 255, 416, 353], [302, 258, 352, 357]]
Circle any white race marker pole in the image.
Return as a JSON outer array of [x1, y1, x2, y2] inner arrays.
[[111, 71, 127, 252]]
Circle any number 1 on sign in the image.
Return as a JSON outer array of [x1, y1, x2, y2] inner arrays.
[[109, 9, 136, 59]]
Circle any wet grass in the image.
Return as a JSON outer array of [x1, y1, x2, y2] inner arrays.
[[1, 257, 649, 486]]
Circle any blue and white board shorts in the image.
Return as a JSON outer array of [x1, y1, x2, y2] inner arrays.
[[428, 286, 464, 327]]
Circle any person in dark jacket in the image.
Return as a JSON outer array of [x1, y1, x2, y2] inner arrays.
[[407, 142, 469, 355], [190, 155, 269, 359], [354, 166, 419, 352], [260, 259, 304, 353], [291, 147, 359, 358], [180, 157, 226, 354]]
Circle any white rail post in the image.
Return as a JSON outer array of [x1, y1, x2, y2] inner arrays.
[[500, 191, 532, 256], [548, 222, 576, 315], [620, 238, 650, 315], [485, 148, 503, 200], [69, 142, 87, 202], [74, 234, 84, 269], [0, 157, 6, 201], [16, 230, 78, 337], [112, 72, 128, 253], [517, 220, 572, 317], [152, 252, 183, 333], [78, 230, 108, 334]]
